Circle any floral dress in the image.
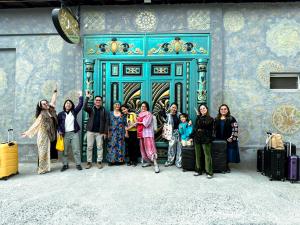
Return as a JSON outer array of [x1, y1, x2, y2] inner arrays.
[[24, 109, 56, 174], [106, 112, 127, 163]]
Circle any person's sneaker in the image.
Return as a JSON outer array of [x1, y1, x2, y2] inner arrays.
[[85, 162, 92, 169], [154, 164, 160, 173], [142, 162, 151, 167], [126, 161, 132, 166], [207, 174, 213, 179], [76, 165, 82, 170], [97, 162, 103, 169], [164, 162, 172, 167], [132, 162, 137, 167], [61, 165, 69, 172], [193, 172, 202, 176]]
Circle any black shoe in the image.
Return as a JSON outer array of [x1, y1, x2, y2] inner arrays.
[[127, 161, 132, 166], [132, 162, 137, 167], [76, 165, 82, 170], [61, 165, 69, 172]]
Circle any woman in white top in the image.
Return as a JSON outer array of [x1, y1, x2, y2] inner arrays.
[[57, 91, 83, 171]]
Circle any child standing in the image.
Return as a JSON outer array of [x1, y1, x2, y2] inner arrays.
[[178, 113, 193, 147]]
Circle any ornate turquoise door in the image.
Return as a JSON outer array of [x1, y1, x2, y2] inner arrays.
[[82, 34, 210, 161], [102, 60, 192, 143]]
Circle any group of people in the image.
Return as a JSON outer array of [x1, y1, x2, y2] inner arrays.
[[22, 88, 240, 177], [163, 102, 240, 179]]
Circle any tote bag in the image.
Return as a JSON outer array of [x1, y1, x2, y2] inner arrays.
[[56, 134, 64, 151], [162, 115, 173, 141]]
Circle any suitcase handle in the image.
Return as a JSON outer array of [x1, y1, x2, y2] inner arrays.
[[7, 128, 14, 143]]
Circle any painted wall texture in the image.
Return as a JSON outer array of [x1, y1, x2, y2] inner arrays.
[[0, 8, 83, 161], [0, 3, 300, 161]]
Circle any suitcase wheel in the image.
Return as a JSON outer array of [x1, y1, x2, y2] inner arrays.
[[269, 178, 273, 181], [281, 178, 285, 182]]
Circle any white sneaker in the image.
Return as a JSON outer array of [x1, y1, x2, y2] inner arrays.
[[164, 162, 172, 167], [142, 162, 151, 167], [207, 174, 213, 179], [154, 164, 160, 173]]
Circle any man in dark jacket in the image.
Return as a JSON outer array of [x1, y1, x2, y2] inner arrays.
[[84, 90, 109, 169]]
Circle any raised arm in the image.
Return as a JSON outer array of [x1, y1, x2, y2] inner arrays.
[[83, 90, 92, 113], [50, 89, 58, 108], [74, 96, 84, 114]]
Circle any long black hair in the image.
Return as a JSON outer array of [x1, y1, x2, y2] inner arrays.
[[63, 99, 75, 112], [216, 104, 231, 119], [35, 99, 48, 118]]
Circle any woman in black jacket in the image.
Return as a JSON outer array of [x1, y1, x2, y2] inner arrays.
[[214, 104, 240, 172], [189, 104, 214, 178], [57, 92, 83, 171]]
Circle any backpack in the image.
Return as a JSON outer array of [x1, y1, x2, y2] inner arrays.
[[266, 133, 284, 150]]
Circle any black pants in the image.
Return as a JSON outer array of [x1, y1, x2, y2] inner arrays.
[[50, 140, 58, 160], [126, 131, 140, 163]]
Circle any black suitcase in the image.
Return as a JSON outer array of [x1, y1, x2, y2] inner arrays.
[[181, 146, 195, 172], [298, 158, 300, 181], [263, 148, 271, 176], [257, 149, 263, 172], [211, 140, 227, 173], [268, 149, 286, 181]]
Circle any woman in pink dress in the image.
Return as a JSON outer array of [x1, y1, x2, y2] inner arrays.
[[137, 101, 160, 173]]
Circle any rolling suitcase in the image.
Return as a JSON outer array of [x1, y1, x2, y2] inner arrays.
[[257, 149, 263, 172], [287, 155, 298, 183], [286, 142, 298, 183], [211, 140, 227, 173], [298, 158, 300, 181], [263, 148, 271, 177], [181, 145, 195, 172], [0, 129, 19, 180], [284, 142, 296, 157], [268, 149, 286, 181]]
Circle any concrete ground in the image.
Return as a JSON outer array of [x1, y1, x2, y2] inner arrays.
[[1, 150, 300, 225]]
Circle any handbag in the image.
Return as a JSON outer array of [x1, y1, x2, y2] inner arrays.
[[56, 134, 64, 151], [137, 117, 144, 139], [162, 115, 173, 141]]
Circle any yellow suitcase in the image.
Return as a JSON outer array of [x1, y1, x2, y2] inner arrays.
[[0, 129, 18, 180]]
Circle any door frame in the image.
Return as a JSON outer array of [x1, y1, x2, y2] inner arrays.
[[82, 33, 210, 161]]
